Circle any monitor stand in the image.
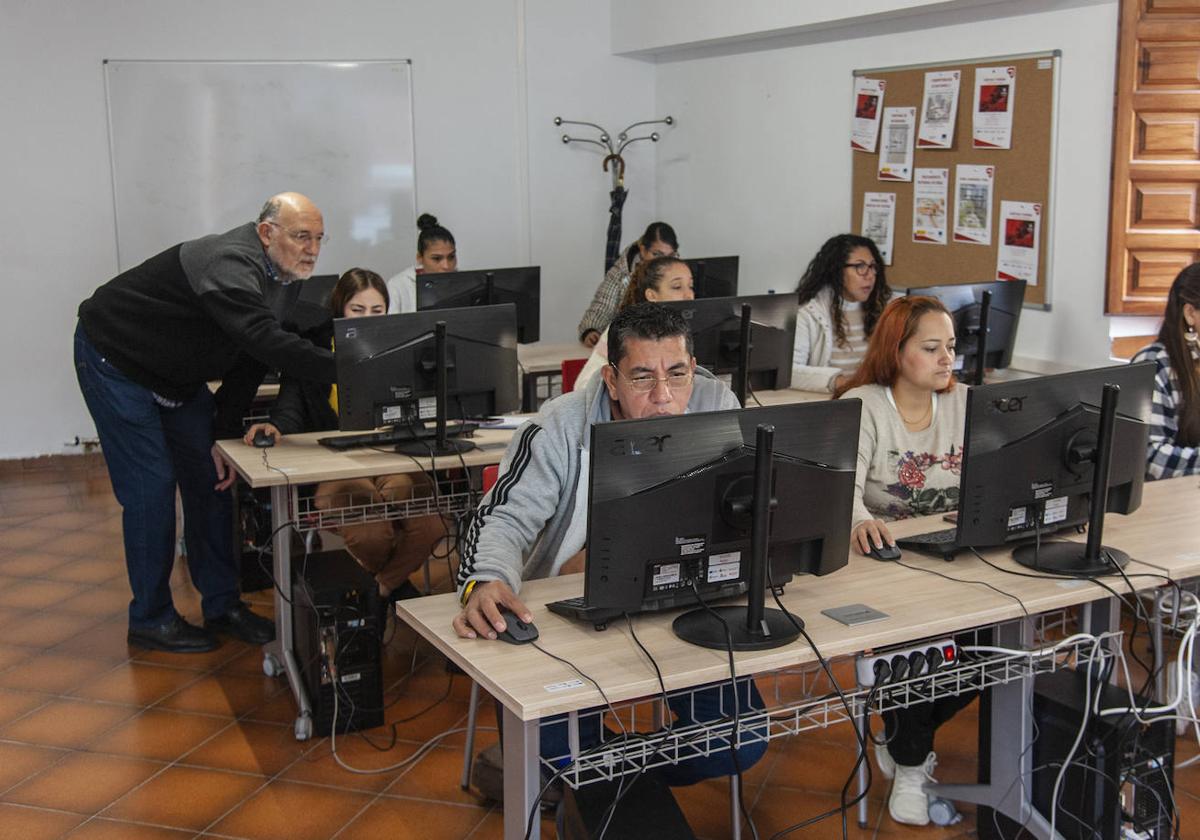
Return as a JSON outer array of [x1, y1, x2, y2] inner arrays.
[[1013, 382, 1130, 577], [673, 424, 801, 651], [396, 320, 477, 457]]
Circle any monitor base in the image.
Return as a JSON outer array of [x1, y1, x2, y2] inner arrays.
[[395, 437, 477, 457], [673, 606, 801, 651], [1012, 541, 1130, 578]]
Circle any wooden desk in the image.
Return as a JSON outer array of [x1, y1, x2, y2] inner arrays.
[[216, 425, 516, 740], [395, 475, 1193, 839]]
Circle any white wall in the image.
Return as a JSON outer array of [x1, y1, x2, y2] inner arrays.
[[650, 0, 1126, 371], [0, 0, 653, 457]]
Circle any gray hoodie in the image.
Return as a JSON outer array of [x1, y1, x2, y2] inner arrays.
[[455, 366, 739, 596]]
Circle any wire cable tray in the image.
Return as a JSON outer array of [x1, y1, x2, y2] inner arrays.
[[291, 478, 477, 532], [546, 630, 1121, 788]]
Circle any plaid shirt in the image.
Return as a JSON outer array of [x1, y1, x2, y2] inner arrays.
[[576, 250, 634, 340], [1131, 342, 1199, 480]]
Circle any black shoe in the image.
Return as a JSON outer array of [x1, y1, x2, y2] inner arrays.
[[128, 615, 218, 653], [377, 580, 423, 634], [205, 602, 276, 645]]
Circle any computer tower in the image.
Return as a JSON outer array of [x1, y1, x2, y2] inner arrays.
[[978, 668, 1175, 840], [291, 550, 384, 736]]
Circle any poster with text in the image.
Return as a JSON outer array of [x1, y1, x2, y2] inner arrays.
[[952, 164, 994, 245], [996, 201, 1041, 284], [862, 192, 897, 264], [917, 70, 961, 148], [851, 77, 886, 153], [912, 168, 949, 244], [878, 106, 916, 181], [973, 66, 1016, 149]]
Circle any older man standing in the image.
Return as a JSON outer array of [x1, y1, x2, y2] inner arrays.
[[75, 192, 335, 653]]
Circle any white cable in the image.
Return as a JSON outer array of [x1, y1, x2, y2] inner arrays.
[[960, 632, 1101, 659], [1048, 635, 1098, 840], [1100, 590, 1200, 720]]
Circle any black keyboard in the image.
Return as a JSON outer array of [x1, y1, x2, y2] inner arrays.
[[897, 527, 962, 559], [318, 421, 478, 451]]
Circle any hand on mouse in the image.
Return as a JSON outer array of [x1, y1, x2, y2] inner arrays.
[[242, 422, 281, 447], [452, 580, 533, 641], [852, 519, 895, 557]]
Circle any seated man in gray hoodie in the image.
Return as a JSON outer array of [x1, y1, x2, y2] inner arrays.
[[452, 302, 766, 786]]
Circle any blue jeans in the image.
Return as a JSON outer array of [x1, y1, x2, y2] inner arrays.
[[538, 678, 769, 787], [74, 323, 239, 628]]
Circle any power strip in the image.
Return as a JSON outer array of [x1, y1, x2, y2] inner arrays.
[[856, 638, 959, 687]]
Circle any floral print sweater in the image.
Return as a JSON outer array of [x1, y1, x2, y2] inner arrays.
[[841, 382, 968, 525]]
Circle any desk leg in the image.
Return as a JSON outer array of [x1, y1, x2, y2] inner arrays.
[[854, 698, 870, 828], [503, 706, 541, 840], [928, 619, 1062, 840], [267, 485, 313, 741]]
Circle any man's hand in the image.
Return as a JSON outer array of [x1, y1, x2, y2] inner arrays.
[[242, 422, 282, 447], [211, 444, 237, 491], [581, 330, 600, 348], [452, 580, 533, 640], [852, 519, 895, 556]]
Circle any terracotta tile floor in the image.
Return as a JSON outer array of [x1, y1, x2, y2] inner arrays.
[[0, 457, 1194, 838]]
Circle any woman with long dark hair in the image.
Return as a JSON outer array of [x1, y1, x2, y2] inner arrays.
[[793, 234, 892, 392], [1131, 264, 1200, 478]]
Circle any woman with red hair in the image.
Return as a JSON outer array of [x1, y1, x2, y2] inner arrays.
[[836, 295, 971, 826]]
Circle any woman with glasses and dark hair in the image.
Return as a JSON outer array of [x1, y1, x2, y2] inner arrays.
[[577, 221, 679, 347], [386, 213, 458, 314], [1131, 264, 1200, 479], [792, 233, 892, 393]]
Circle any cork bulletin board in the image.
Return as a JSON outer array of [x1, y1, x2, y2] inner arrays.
[[851, 52, 1059, 309]]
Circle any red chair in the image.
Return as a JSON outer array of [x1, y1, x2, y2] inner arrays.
[[481, 463, 499, 494], [561, 357, 589, 394]]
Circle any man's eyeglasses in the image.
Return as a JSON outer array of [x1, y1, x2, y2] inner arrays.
[[266, 221, 328, 246], [610, 364, 693, 393], [844, 261, 879, 277]]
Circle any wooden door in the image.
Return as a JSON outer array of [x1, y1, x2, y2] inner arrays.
[[1107, 0, 1200, 314]]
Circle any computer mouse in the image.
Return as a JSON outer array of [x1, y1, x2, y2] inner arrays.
[[252, 429, 275, 448], [495, 608, 538, 645], [868, 543, 902, 562]]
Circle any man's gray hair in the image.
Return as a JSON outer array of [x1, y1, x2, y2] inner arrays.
[[257, 198, 282, 224]]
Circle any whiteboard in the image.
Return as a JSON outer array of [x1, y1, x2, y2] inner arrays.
[[104, 60, 416, 276]]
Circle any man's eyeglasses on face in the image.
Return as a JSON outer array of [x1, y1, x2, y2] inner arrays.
[[266, 221, 328, 246], [610, 364, 693, 393]]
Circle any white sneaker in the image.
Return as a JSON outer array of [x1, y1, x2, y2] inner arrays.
[[874, 742, 896, 779], [888, 751, 937, 826]]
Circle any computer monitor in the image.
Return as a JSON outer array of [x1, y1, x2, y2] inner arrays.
[[415, 266, 540, 344], [684, 256, 739, 299], [955, 362, 1153, 576], [332, 303, 519, 434], [549, 399, 860, 650], [908, 280, 1026, 384], [661, 294, 796, 397]]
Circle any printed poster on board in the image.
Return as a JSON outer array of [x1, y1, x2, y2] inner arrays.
[[952, 164, 994, 245], [862, 192, 897, 264], [996, 201, 1041, 284], [851, 77, 886, 153], [912, 168, 949, 244], [917, 70, 961, 149], [878, 107, 916, 182], [973, 66, 1016, 149]]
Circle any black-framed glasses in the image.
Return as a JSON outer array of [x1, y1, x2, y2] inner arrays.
[[609, 363, 693, 393], [266, 221, 328, 246], [844, 261, 879, 277]]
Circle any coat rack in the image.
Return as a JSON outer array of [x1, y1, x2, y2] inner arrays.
[[555, 115, 674, 271]]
